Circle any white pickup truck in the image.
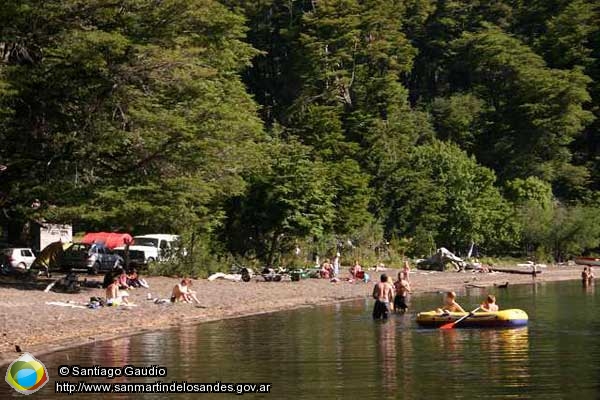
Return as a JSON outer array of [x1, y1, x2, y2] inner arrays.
[[116, 234, 181, 266]]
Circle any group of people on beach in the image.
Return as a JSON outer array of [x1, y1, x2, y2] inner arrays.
[[103, 268, 148, 306]]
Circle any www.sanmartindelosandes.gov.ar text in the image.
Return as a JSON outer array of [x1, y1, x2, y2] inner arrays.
[[55, 381, 273, 395]]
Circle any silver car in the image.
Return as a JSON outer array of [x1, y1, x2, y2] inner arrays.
[[1, 248, 36, 270]]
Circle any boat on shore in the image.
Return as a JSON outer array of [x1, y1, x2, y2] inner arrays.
[[574, 257, 600, 266], [416, 309, 528, 329]]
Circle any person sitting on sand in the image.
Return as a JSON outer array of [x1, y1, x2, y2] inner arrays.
[[481, 294, 499, 312], [106, 276, 130, 306], [437, 291, 465, 314], [111, 268, 129, 290], [393, 271, 411, 313], [350, 260, 362, 279], [126, 269, 149, 288], [320, 259, 333, 279], [372, 274, 394, 319], [171, 278, 201, 304]]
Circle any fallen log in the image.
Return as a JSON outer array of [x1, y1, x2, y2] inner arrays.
[[490, 267, 541, 275]]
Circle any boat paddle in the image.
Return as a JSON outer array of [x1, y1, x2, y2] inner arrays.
[[439, 306, 481, 330]]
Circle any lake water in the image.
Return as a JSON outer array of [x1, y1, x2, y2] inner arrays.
[[2, 280, 599, 399]]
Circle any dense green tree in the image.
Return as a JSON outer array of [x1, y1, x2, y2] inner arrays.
[[379, 140, 518, 255], [4, 0, 600, 268], [0, 0, 264, 241], [454, 27, 594, 192], [223, 139, 335, 265]]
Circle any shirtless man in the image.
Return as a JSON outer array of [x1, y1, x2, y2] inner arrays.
[[372, 274, 394, 319], [171, 278, 201, 304], [394, 271, 411, 313]]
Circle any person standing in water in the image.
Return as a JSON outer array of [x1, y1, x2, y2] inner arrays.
[[373, 274, 394, 319], [582, 267, 590, 284], [394, 271, 411, 313]]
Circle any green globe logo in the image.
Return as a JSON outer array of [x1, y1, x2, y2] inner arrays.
[[5, 353, 49, 395]]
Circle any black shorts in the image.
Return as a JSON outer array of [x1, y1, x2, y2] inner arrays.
[[373, 300, 390, 319], [394, 295, 408, 311]]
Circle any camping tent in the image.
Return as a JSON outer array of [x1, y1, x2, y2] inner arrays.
[[34, 241, 73, 271], [81, 232, 132, 249]]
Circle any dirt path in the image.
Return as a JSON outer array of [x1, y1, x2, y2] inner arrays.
[[0, 265, 583, 366]]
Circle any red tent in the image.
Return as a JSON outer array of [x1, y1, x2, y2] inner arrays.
[[81, 232, 133, 249]]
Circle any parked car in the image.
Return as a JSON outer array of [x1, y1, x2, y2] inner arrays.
[[61, 242, 123, 274], [115, 234, 181, 266], [0, 248, 36, 271]]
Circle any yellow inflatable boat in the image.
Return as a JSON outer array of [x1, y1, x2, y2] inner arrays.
[[416, 309, 528, 328]]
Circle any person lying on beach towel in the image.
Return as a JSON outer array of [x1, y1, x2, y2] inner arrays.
[[171, 278, 201, 304]]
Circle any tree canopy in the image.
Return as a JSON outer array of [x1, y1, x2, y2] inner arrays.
[[2, 0, 600, 266]]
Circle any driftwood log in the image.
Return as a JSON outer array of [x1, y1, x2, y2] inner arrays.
[[490, 267, 541, 275]]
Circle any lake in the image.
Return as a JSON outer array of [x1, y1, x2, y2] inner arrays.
[[2, 280, 599, 399]]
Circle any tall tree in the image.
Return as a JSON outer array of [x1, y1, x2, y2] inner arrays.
[[453, 27, 594, 193], [0, 0, 264, 240]]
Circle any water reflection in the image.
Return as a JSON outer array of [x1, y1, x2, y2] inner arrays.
[[374, 321, 396, 395]]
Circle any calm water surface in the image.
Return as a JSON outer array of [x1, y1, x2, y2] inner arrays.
[[2, 280, 600, 399]]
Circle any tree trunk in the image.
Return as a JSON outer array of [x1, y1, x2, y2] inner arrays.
[[266, 231, 280, 267]]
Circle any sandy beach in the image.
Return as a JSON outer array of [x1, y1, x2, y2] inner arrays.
[[0, 265, 584, 366]]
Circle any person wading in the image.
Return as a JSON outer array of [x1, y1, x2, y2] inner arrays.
[[372, 274, 394, 320]]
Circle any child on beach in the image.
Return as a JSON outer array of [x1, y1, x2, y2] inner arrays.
[[372, 274, 394, 319], [437, 291, 465, 313], [171, 278, 201, 304], [402, 261, 411, 282], [480, 294, 499, 312], [350, 260, 362, 279], [320, 259, 333, 279], [393, 271, 411, 313]]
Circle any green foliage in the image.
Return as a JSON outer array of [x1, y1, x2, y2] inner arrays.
[[0, 0, 263, 238], [454, 27, 594, 189], [3, 0, 600, 270], [223, 139, 336, 265], [505, 177, 554, 208], [380, 140, 518, 255], [518, 202, 600, 262], [431, 93, 485, 150]]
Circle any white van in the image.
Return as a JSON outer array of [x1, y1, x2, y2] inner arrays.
[[116, 234, 181, 265]]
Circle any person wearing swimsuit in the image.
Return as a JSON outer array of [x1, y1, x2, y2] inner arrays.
[[394, 271, 411, 312], [373, 274, 394, 319]]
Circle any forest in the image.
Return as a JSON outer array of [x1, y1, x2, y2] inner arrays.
[[1, 0, 599, 272]]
